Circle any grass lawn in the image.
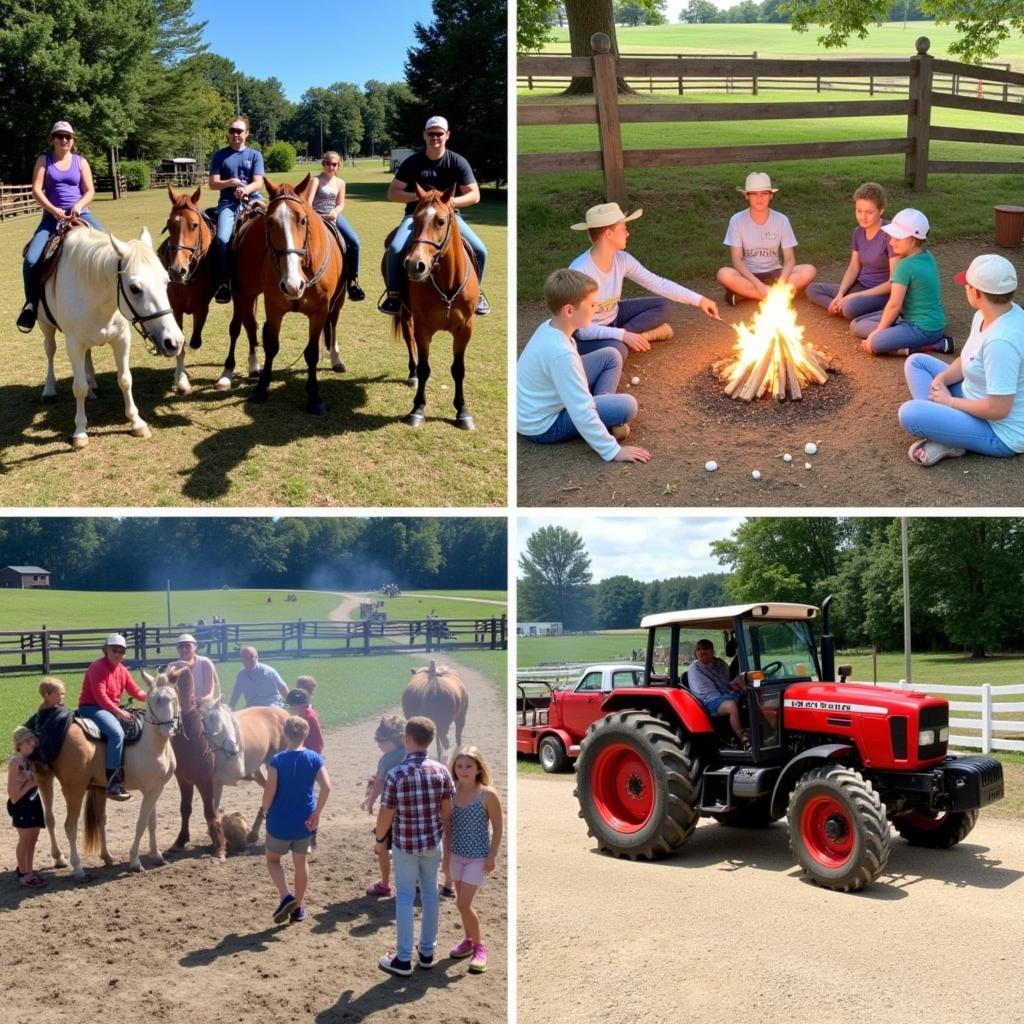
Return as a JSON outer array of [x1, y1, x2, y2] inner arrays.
[[366, 592, 508, 621], [0, 161, 507, 507]]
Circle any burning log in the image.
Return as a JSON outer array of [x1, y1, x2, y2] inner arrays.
[[715, 283, 831, 401]]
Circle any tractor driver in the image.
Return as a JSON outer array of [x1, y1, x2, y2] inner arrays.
[[688, 638, 749, 749]]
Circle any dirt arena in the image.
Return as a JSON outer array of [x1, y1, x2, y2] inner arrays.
[[1, 657, 506, 1024]]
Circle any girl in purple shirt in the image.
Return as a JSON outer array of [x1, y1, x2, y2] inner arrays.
[[16, 121, 105, 333]]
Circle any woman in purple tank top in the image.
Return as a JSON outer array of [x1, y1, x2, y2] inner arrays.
[[16, 120, 105, 333]]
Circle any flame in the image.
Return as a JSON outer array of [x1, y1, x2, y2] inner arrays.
[[717, 283, 828, 401]]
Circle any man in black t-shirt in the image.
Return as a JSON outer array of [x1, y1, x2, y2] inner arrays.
[[380, 115, 489, 316]]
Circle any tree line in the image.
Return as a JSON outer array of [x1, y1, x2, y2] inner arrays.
[[0, 0, 506, 184], [0, 518, 507, 594], [519, 519, 1024, 657], [677, 0, 935, 25]]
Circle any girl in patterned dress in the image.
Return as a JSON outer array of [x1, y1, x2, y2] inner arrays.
[[7, 728, 46, 888], [445, 746, 503, 974]]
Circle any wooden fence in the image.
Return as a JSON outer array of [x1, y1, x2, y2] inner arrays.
[[518, 34, 1024, 200], [516, 664, 1024, 755], [0, 616, 508, 676], [0, 183, 36, 221]]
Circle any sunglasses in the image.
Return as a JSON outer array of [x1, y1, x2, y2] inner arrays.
[[228, 127, 246, 134], [323, 162, 339, 167], [53, 133, 73, 141], [426, 132, 446, 139]]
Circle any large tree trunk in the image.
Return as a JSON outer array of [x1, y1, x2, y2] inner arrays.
[[563, 0, 636, 96]]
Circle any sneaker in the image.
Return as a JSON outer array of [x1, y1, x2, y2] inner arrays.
[[214, 282, 232, 304], [450, 936, 475, 959], [347, 279, 366, 301], [438, 883, 456, 898], [474, 293, 491, 316], [378, 953, 413, 977], [417, 951, 435, 970], [378, 291, 401, 315], [16, 304, 37, 333], [18, 872, 47, 888], [640, 322, 674, 343], [272, 893, 297, 924], [289, 906, 306, 923], [723, 289, 738, 307], [365, 881, 392, 897], [468, 943, 488, 974], [106, 775, 131, 801], [609, 424, 630, 443]]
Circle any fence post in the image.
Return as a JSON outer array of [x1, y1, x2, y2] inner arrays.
[[869, 74, 875, 97], [138, 622, 146, 664], [905, 36, 933, 192], [41, 624, 50, 675], [363, 620, 371, 654], [981, 683, 992, 754], [591, 33, 626, 207], [752, 50, 758, 96], [297, 619, 304, 654]]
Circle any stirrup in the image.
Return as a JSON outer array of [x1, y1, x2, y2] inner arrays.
[[16, 303, 37, 334], [378, 291, 401, 314]]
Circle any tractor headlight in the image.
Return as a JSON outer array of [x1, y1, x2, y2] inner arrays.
[[938, 727, 949, 743], [918, 728, 936, 746]]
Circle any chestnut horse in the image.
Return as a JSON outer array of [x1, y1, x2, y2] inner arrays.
[[385, 183, 478, 430], [34, 669, 179, 879], [233, 175, 346, 415], [402, 660, 469, 760], [200, 699, 288, 843], [168, 664, 225, 859], [160, 185, 261, 395]]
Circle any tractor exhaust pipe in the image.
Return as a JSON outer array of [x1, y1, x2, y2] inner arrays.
[[820, 594, 836, 682]]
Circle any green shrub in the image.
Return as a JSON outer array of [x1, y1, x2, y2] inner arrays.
[[264, 141, 296, 173], [119, 161, 152, 191]]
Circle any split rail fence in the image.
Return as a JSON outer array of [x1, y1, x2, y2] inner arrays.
[[0, 615, 508, 676], [518, 34, 1024, 202]]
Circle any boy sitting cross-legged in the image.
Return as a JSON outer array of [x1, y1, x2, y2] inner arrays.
[[517, 268, 651, 463]]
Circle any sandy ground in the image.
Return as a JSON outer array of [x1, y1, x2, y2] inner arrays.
[[518, 772, 1024, 1024], [1, 656, 506, 1024], [517, 236, 1024, 507]]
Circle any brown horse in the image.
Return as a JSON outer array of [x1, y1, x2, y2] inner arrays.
[[34, 669, 179, 879], [161, 185, 262, 394], [385, 183, 478, 430], [402, 660, 469, 760], [236, 175, 346, 415], [168, 664, 225, 859]]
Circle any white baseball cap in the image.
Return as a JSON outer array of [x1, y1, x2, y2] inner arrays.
[[737, 171, 778, 194], [424, 116, 449, 132], [955, 254, 1018, 293], [105, 633, 128, 648], [882, 208, 930, 240], [570, 202, 643, 231]]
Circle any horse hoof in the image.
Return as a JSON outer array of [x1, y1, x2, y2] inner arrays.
[[41, 392, 58, 404], [456, 414, 476, 431], [306, 401, 327, 417], [130, 425, 152, 439], [247, 368, 262, 379], [406, 376, 417, 389], [189, 339, 203, 351], [152, 855, 167, 868], [53, 856, 68, 868], [331, 361, 346, 373], [214, 377, 232, 392], [176, 384, 192, 397], [405, 412, 425, 428], [127, 862, 144, 874], [248, 390, 268, 404], [70, 435, 89, 450]]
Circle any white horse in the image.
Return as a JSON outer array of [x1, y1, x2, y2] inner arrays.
[[200, 698, 288, 843], [38, 225, 184, 449], [35, 668, 180, 880]]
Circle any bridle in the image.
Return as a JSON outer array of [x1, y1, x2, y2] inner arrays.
[[265, 192, 333, 291], [145, 689, 182, 735], [408, 196, 470, 316], [202, 708, 241, 759], [162, 206, 213, 283], [116, 257, 176, 349]]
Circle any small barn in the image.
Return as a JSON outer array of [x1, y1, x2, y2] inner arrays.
[[0, 565, 51, 588]]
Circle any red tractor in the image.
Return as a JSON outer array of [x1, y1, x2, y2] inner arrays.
[[574, 599, 1004, 892]]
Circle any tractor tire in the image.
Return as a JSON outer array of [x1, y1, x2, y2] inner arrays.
[[538, 734, 569, 774], [788, 764, 891, 892], [893, 808, 979, 848], [712, 797, 780, 828], [574, 710, 700, 860]]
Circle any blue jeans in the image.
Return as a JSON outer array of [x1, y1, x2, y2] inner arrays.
[[215, 204, 239, 278], [77, 706, 124, 771], [334, 214, 360, 277], [575, 296, 673, 358], [850, 310, 946, 353], [392, 843, 443, 962], [898, 354, 1017, 457], [530, 348, 637, 443], [386, 213, 487, 290], [806, 281, 887, 320], [23, 209, 104, 303]]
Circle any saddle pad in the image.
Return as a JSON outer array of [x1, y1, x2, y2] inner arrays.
[[74, 708, 145, 745]]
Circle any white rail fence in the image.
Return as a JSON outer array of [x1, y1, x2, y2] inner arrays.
[[515, 667, 1024, 755]]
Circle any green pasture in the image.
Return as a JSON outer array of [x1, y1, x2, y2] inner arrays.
[[365, 591, 508, 621], [0, 160, 507, 507]]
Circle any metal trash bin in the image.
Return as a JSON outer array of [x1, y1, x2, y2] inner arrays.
[[994, 205, 1024, 248]]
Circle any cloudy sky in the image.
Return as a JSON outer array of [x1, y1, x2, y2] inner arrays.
[[516, 515, 745, 583]]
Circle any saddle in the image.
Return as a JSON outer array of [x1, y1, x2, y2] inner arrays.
[[225, 200, 268, 253], [33, 215, 90, 286], [75, 708, 145, 746], [319, 214, 348, 256]]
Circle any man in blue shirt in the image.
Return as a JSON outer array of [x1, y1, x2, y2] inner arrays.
[[209, 116, 265, 302], [229, 646, 288, 709], [380, 115, 489, 317]]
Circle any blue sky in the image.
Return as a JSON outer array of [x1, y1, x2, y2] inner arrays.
[[191, 0, 437, 101]]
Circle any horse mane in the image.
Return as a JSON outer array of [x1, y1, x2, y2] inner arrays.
[[66, 227, 163, 290]]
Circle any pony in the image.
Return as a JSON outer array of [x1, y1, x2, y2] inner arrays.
[[38, 225, 185, 448], [402, 660, 469, 760], [34, 668, 179, 880], [199, 699, 288, 843], [167, 664, 225, 859], [385, 183, 479, 430], [233, 175, 346, 415], [160, 185, 264, 394]]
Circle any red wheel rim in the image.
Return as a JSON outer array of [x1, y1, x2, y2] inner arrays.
[[902, 810, 945, 829], [800, 794, 855, 867], [590, 742, 655, 833]]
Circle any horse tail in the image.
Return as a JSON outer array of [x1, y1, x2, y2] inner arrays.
[[83, 789, 102, 855]]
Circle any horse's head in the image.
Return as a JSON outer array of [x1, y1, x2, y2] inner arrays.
[[405, 184, 457, 283], [111, 229, 185, 357], [166, 664, 196, 710], [264, 175, 318, 299], [200, 697, 240, 757], [141, 668, 181, 738], [164, 185, 210, 284]]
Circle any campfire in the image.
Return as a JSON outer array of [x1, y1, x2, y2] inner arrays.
[[713, 283, 831, 401]]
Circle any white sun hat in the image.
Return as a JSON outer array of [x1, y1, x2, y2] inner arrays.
[[570, 202, 643, 231]]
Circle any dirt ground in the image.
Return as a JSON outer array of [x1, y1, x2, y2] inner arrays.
[[518, 772, 1024, 1024], [517, 236, 1024, 507], [0, 657, 506, 1024]]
